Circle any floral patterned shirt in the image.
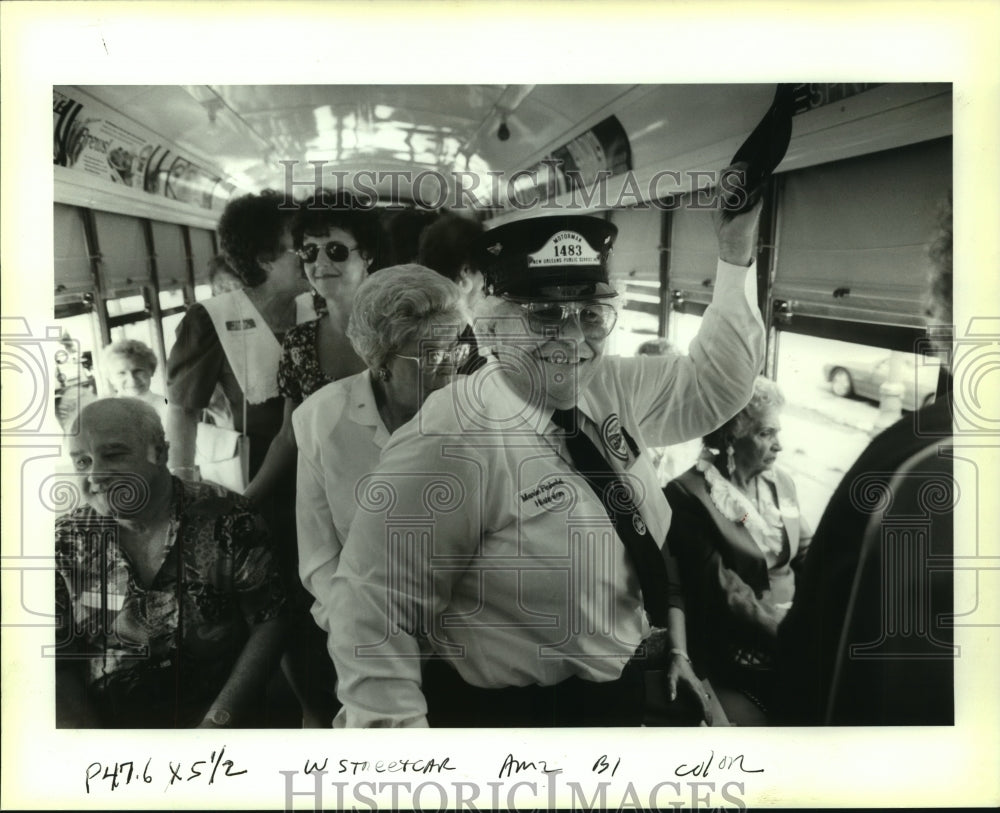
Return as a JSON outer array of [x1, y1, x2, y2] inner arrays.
[[277, 319, 333, 406], [55, 477, 287, 726]]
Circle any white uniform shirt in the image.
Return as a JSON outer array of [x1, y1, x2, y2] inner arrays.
[[329, 260, 764, 727], [292, 371, 391, 632]]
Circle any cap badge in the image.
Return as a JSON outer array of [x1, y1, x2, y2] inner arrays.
[[528, 230, 602, 267], [487, 242, 503, 256]]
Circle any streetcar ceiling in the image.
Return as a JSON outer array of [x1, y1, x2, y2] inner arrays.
[[74, 83, 951, 211], [84, 84, 780, 193]]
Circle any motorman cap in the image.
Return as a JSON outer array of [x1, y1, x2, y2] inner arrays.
[[476, 215, 618, 301]]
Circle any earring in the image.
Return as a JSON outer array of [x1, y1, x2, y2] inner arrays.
[[377, 368, 390, 381], [726, 444, 736, 478]]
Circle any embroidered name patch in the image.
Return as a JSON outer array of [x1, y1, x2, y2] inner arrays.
[[518, 477, 569, 510], [600, 414, 629, 461], [225, 318, 256, 331]]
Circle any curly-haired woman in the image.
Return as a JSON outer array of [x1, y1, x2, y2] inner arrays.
[[241, 190, 381, 506], [164, 190, 308, 485]]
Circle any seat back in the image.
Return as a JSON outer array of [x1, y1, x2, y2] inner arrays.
[[825, 441, 954, 724]]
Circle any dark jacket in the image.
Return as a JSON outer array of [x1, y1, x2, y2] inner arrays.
[[664, 464, 810, 679], [775, 395, 954, 725]]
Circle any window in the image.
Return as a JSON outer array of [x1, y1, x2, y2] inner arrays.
[[771, 332, 942, 529], [161, 310, 186, 360], [91, 210, 151, 293], [51, 310, 102, 430], [773, 138, 951, 328], [607, 206, 664, 357], [53, 204, 93, 295], [158, 288, 186, 310]]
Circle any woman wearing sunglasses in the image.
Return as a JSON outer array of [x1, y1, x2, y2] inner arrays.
[[292, 265, 469, 718], [242, 190, 379, 507]]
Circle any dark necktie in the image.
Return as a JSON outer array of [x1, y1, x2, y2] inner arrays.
[[550, 407, 671, 626]]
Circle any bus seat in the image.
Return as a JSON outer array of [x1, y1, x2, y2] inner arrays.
[[825, 441, 954, 725]]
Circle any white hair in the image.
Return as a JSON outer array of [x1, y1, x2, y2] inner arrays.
[[346, 264, 468, 370]]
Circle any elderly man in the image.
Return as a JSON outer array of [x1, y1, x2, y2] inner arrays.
[[55, 398, 287, 728], [325, 169, 765, 728]]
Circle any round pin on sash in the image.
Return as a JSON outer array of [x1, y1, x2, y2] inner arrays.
[[600, 414, 629, 461], [632, 513, 648, 536]]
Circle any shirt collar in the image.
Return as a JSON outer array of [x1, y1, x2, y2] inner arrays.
[[475, 349, 603, 436], [346, 370, 391, 448]]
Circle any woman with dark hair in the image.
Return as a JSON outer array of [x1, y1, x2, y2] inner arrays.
[[242, 190, 380, 505], [416, 211, 487, 374], [417, 211, 486, 314], [166, 189, 344, 726], [165, 190, 308, 485], [207, 254, 244, 296], [663, 376, 811, 724]]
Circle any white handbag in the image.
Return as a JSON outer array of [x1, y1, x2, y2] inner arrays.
[[195, 421, 249, 493]]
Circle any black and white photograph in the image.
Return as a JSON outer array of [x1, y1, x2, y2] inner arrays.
[[2, 2, 998, 811]]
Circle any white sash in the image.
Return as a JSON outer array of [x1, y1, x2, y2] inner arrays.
[[201, 290, 282, 404]]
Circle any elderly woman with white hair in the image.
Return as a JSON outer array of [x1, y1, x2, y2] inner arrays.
[[291, 264, 469, 704], [101, 338, 168, 421], [664, 375, 811, 724]]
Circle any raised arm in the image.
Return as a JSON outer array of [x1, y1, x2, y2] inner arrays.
[[617, 173, 766, 447]]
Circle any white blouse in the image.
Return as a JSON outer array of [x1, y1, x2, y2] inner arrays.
[[291, 370, 390, 631]]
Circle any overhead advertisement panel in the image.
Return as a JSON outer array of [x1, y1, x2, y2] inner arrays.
[[53, 87, 238, 213]]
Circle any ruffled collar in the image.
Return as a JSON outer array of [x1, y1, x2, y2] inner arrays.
[[696, 451, 783, 558]]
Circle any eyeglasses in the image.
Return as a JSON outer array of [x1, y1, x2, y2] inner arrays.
[[395, 342, 472, 369], [295, 241, 361, 264], [513, 300, 619, 339]]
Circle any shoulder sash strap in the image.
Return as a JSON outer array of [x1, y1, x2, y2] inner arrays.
[[201, 290, 281, 404]]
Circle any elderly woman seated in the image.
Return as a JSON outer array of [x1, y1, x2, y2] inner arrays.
[[663, 375, 810, 725], [100, 338, 168, 420]]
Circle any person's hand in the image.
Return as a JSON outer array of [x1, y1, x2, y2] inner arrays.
[[713, 162, 764, 267], [665, 652, 714, 726]]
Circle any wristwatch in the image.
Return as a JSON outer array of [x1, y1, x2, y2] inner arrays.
[[206, 708, 232, 727]]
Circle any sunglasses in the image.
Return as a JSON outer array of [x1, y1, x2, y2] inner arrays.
[[395, 342, 472, 369], [514, 300, 619, 339], [295, 240, 361, 264]]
